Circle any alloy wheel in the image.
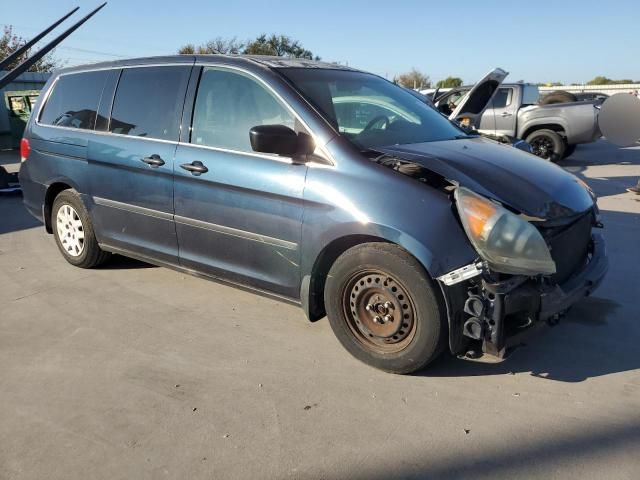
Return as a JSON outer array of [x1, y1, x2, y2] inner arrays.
[[56, 204, 85, 257], [530, 136, 555, 159]]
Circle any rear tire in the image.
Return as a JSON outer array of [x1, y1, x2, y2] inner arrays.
[[525, 129, 566, 162], [52, 189, 110, 268], [324, 242, 445, 374], [539, 90, 578, 105]]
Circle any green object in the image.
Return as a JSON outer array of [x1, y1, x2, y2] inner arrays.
[[4, 90, 40, 148]]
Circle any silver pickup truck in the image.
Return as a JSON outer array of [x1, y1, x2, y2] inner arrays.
[[434, 83, 601, 161]]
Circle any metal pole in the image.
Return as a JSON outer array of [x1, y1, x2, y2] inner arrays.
[[0, 7, 79, 72], [0, 3, 107, 90]]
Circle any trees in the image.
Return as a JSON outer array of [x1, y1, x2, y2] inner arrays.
[[244, 34, 317, 59], [587, 76, 612, 85], [178, 37, 244, 55], [586, 76, 635, 85], [178, 34, 318, 60], [0, 25, 61, 72], [395, 69, 430, 89], [435, 76, 463, 88]]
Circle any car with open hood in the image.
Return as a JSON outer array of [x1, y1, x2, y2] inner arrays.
[[432, 79, 603, 161], [19, 55, 608, 373], [423, 69, 533, 154]]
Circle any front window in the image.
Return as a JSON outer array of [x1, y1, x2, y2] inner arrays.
[[278, 69, 466, 151], [191, 67, 297, 153]]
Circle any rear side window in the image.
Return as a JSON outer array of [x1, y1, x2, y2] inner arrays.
[[39, 71, 108, 130], [109, 66, 190, 141]]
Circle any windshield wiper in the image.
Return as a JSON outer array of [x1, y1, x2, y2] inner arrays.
[[453, 134, 479, 140], [359, 148, 385, 158]]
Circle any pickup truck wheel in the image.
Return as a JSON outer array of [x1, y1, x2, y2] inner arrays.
[[526, 129, 565, 162], [324, 243, 445, 374], [52, 190, 111, 268]]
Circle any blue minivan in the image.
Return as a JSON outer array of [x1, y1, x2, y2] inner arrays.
[[19, 55, 607, 373]]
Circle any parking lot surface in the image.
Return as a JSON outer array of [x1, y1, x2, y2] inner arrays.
[[1, 141, 639, 479]]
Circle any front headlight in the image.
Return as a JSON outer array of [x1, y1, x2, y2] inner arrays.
[[454, 187, 556, 276]]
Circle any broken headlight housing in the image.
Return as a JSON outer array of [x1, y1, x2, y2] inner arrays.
[[454, 187, 556, 276]]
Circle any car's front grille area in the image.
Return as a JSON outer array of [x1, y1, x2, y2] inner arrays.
[[544, 212, 593, 285]]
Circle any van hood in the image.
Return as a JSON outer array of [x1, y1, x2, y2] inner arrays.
[[376, 137, 594, 221]]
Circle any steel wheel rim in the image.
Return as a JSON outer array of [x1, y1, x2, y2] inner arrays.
[[530, 136, 554, 159], [56, 204, 85, 257], [342, 270, 417, 354]]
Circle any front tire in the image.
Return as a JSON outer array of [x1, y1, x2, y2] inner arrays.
[[52, 189, 110, 268], [324, 243, 445, 374], [526, 129, 566, 162]]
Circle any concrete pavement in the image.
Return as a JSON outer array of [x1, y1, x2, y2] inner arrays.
[[1, 141, 639, 479]]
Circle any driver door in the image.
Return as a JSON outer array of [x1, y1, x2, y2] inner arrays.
[[489, 87, 518, 138]]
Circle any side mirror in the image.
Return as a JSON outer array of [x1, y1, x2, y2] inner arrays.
[[249, 124, 315, 158]]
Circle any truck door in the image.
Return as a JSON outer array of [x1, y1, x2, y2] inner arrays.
[[490, 87, 518, 138]]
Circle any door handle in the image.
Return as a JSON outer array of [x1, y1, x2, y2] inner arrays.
[[141, 154, 165, 167], [180, 160, 208, 176], [500, 112, 513, 117]]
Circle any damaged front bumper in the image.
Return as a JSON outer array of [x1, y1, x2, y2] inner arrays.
[[441, 234, 608, 357]]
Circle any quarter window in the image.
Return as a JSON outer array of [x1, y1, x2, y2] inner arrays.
[[39, 71, 108, 130], [109, 66, 190, 141], [191, 67, 296, 153]]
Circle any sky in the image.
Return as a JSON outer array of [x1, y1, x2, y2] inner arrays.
[[3, 0, 639, 85]]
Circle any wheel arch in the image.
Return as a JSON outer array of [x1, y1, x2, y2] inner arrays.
[[300, 231, 438, 322], [43, 178, 80, 233], [521, 122, 567, 141]]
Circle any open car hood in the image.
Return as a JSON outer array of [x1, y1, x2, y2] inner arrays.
[[375, 137, 594, 221], [448, 68, 509, 128]]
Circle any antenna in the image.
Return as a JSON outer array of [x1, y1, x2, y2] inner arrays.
[[0, 3, 107, 90], [0, 7, 79, 72]]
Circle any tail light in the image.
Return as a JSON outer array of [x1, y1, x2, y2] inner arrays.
[[20, 138, 30, 162]]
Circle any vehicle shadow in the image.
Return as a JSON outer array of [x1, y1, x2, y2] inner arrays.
[[0, 193, 41, 235], [1, 196, 154, 271], [562, 167, 638, 198], [0, 150, 19, 167], [560, 140, 640, 166], [316, 420, 640, 480], [98, 254, 156, 270], [559, 141, 640, 196], [421, 293, 638, 383]]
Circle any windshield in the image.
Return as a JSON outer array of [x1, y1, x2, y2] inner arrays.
[[278, 68, 467, 151]]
